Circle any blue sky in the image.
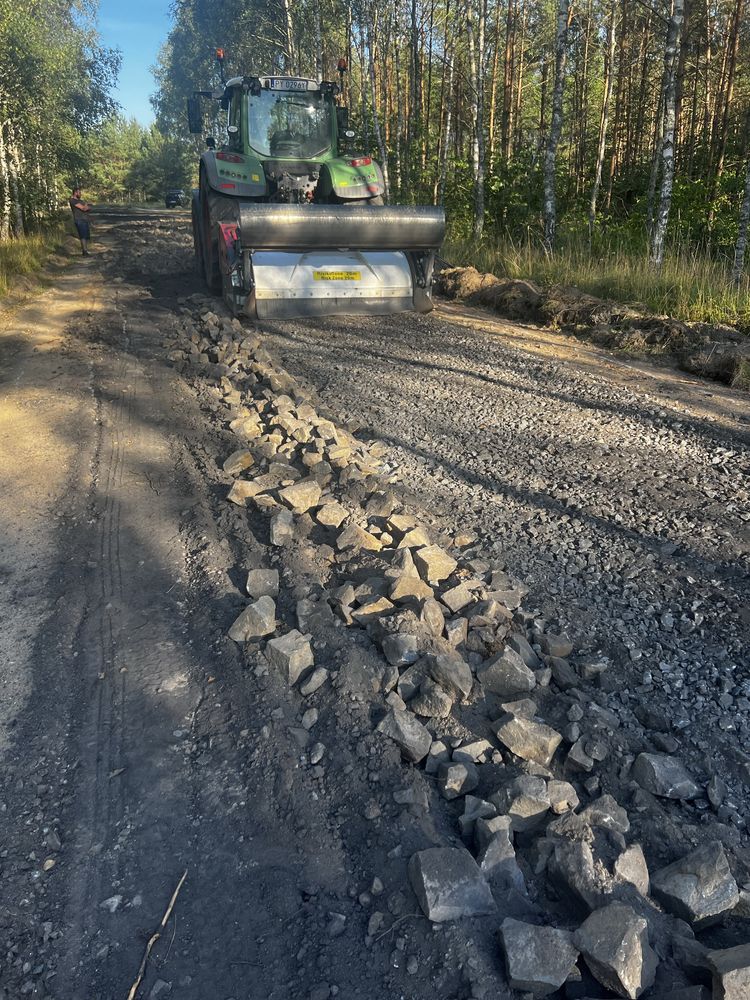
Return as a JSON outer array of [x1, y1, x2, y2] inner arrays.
[[98, 0, 172, 125]]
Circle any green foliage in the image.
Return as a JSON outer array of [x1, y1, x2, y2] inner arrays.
[[125, 127, 196, 200], [0, 0, 120, 235], [0, 223, 66, 297], [445, 230, 750, 327]]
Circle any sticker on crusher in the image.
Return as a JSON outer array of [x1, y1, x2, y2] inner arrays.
[[313, 271, 362, 281]]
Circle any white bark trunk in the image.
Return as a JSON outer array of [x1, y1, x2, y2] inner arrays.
[[366, 16, 390, 200], [732, 159, 750, 285], [314, 0, 323, 81], [0, 121, 11, 241], [467, 0, 487, 239], [650, 0, 684, 267], [8, 123, 24, 237], [542, 0, 570, 254], [282, 0, 296, 74], [588, 1, 616, 241], [436, 49, 455, 205]]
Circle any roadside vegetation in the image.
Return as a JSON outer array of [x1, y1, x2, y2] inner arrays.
[[446, 233, 750, 328], [1, 0, 749, 328], [0, 224, 67, 299]]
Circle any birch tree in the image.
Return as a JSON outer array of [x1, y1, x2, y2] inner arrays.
[[588, 0, 617, 242], [650, 0, 685, 267], [732, 159, 750, 285], [542, 0, 571, 254], [467, 0, 488, 238]]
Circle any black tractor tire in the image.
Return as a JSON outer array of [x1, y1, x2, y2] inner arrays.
[[191, 191, 204, 276], [199, 170, 237, 295]]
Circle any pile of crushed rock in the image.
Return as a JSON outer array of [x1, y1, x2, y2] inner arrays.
[[435, 267, 750, 391]]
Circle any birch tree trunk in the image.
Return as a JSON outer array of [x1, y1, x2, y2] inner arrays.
[[436, 48, 455, 205], [707, 0, 743, 229], [7, 122, 24, 237], [282, 0, 296, 74], [466, 0, 487, 239], [0, 120, 11, 241], [650, 0, 684, 267], [366, 15, 391, 200], [732, 159, 750, 285], [588, 0, 616, 242], [314, 0, 323, 81], [542, 0, 571, 255]]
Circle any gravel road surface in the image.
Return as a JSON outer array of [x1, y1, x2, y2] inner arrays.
[[262, 304, 750, 768], [0, 207, 748, 1000]]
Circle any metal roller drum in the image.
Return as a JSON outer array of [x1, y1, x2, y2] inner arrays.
[[237, 203, 445, 251]]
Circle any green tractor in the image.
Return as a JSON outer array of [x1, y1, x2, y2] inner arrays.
[[188, 51, 445, 319]]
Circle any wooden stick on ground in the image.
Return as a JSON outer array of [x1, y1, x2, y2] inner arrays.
[[126, 869, 188, 1000]]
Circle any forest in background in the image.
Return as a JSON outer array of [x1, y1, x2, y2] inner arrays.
[[1, 0, 749, 322], [152, 0, 750, 320]]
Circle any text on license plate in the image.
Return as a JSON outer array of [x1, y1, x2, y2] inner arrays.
[[313, 270, 361, 281], [269, 78, 308, 91]]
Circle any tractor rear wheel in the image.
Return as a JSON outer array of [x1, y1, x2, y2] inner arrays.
[[191, 191, 204, 275], [199, 171, 237, 295]]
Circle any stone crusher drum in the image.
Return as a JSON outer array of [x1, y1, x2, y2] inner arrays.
[[216, 203, 446, 319]]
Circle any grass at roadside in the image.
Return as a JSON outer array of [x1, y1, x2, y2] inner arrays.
[[445, 235, 750, 329], [0, 223, 68, 298]]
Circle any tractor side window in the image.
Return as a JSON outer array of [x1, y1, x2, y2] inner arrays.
[[247, 90, 332, 159], [228, 94, 241, 149]]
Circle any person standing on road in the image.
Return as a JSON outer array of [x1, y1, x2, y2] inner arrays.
[[69, 187, 93, 256]]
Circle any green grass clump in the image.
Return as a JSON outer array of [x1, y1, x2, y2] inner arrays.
[[444, 233, 750, 329], [0, 224, 66, 298]]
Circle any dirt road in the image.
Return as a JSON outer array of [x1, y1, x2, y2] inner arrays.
[[0, 208, 748, 1000]]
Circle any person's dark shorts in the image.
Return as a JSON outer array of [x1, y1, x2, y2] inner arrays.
[[75, 220, 90, 240]]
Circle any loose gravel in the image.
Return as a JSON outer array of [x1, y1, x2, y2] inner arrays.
[[261, 311, 750, 782]]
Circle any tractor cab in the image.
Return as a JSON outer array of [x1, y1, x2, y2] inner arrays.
[[227, 77, 338, 162], [187, 51, 445, 318]]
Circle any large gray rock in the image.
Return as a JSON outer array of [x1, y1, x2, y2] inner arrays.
[[548, 839, 607, 912], [270, 508, 295, 545], [707, 943, 750, 999], [246, 568, 279, 599], [500, 918, 579, 996], [413, 545, 457, 584], [410, 678, 453, 718], [478, 648, 536, 698], [614, 844, 650, 897], [376, 708, 432, 762], [494, 714, 562, 767], [507, 633, 541, 668], [429, 653, 473, 700], [539, 632, 573, 658], [438, 761, 479, 800], [278, 477, 322, 513], [574, 902, 657, 999], [223, 449, 254, 476], [651, 843, 739, 928], [475, 818, 525, 890], [228, 595, 276, 641], [381, 633, 420, 666], [491, 775, 549, 832], [631, 753, 700, 799], [408, 847, 495, 922], [265, 629, 314, 684]]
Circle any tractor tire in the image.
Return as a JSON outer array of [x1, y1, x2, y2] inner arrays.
[[199, 170, 237, 295], [191, 191, 204, 276]]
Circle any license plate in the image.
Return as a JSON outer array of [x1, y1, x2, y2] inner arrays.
[[268, 78, 309, 91], [313, 271, 361, 281]]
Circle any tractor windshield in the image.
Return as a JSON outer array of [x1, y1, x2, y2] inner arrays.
[[247, 89, 333, 159]]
